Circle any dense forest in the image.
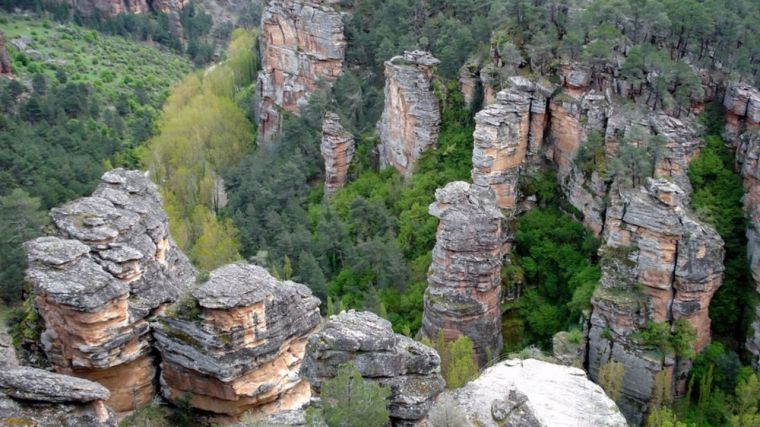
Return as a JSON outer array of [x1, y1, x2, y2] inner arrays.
[[1, 0, 760, 425]]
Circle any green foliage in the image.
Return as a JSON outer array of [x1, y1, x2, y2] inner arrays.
[[599, 360, 625, 402], [688, 133, 754, 347], [170, 393, 196, 427], [318, 363, 391, 427], [421, 331, 478, 389], [119, 404, 172, 427], [647, 407, 689, 427], [638, 320, 696, 359]]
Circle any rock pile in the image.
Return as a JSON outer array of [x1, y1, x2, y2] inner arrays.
[[301, 311, 445, 426], [153, 263, 321, 419], [421, 181, 504, 366], [23, 169, 195, 413], [378, 51, 441, 178]]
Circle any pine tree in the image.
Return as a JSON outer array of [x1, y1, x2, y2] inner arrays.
[[320, 363, 391, 427]]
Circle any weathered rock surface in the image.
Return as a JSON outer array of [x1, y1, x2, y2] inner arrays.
[[378, 51, 441, 178], [428, 358, 627, 427], [0, 366, 117, 427], [0, 32, 11, 76], [724, 83, 760, 144], [587, 179, 724, 424], [153, 262, 321, 419], [321, 112, 355, 195], [256, 0, 346, 144], [51, 0, 186, 19], [301, 310, 445, 426], [24, 168, 195, 413], [421, 181, 504, 366]]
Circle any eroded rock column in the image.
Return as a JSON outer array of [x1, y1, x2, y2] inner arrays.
[[587, 179, 724, 424], [378, 50, 441, 178], [24, 169, 195, 414], [421, 181, 504, 366], [153, 263, 321, 420], [256, 0, 346, 144], [321, 112, 355, 196], [301, 310, 445, 426], [0, 32, 11, 76]]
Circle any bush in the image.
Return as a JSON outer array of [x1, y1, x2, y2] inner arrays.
[[318, 363, 391, 427]]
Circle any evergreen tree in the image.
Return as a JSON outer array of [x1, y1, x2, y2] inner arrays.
[[320, 363, 391, 427]]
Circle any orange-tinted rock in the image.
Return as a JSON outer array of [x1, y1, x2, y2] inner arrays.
[[153, 263, 320, 420], [24, 169, 195, 414], [378, 51, 441, 178], [256, 0, 346, 144], [321, 112, 355, 196], [421, 181, 504, 366]]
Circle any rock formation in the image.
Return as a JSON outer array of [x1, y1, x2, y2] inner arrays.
[[427, 358, 627, 427], [301, 310, 445, 426], [50, 0, 186, 19], [378, 50, 441, 178], [724, 83, 760, 144], [0, 366, 118, 427], [321, 112, 355, 196], [256, 0, 346, 144], [0, 31, 11, 76], [153, 263, 321, 419], [23, 169, 195, 414], [421, 181, 504, 366], [586, 179, 724, 424], [471, 76, 554, 211]]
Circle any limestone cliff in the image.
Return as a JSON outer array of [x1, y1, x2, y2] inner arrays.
[[301, 310, 445, 426], [256, 0, 346, 144], [153, 263, 321, 420], [586, 179, 724, 424], [428, 358, 627, 427], [52, 0, 186, 19], [23, 169, 195, 414], [321, 112, 355, 196], [378, 51, 441, 178], [421, 181, 504, 366]]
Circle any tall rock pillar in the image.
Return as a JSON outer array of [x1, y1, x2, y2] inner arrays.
[[321, 112, 355, 196], [378, 50, 441, 178], [421, 181, 504, 366]]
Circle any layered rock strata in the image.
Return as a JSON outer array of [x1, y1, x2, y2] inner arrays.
[[153, 263, 321, 419], [471, 76, 554, 211], [301, 310, 445, 426], [0, 366, 118, 427], [23, 169, 195, 413], [427, 358, 627, 427], [587, 179, 724, 424], [256, 0, 346, 144], [421, 181, 504, 366], [51, 0, 186, 19], [321, 112, 355, 195], [378, 50, 441, 178]]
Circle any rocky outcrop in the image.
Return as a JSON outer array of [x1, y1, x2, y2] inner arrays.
[[0, 366, 118, 427], [51, 0, 186, 19], [256, 0, 346, 144], [321, 112, 355, 196], [471, 77, 554, 211], [421, 181, 504, 366], [723, 83, 760, 144], [586, 179, 724, 424], [0, 32, 11, 76], [23, 169, 195, 414], [301, 310, 445, 426], [153, 263, 321, 420], [378, 51, 441, 178], [428, 358, 627, 427]]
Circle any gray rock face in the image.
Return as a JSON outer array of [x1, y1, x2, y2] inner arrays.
[[321, 112, 355, 195], [378, 51, 441, 178], [723, 83, 760, 143], [153, 263, 321, 418], [421, 181, 504, 367], [0, 367, 117, 427], [256, 0, 346, 144], [23, 168, 195, 413], [428, 358, 627, 427], [301, 311, 445, 426], [587, 179, 724, 424]]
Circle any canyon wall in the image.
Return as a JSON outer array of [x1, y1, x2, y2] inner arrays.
[[154, 263, 320, 420], [378, 50, 441, 178], [301, 310, 445, 426], [256, 0, 346, 144], [321, 112, 355, 196], [421, 180, 504, 366], [23, 169, 195, 414], [586, 179, 724, 424], [53, 0, 187, 20]]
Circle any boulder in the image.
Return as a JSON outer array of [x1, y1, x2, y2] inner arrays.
[[301, 311, 445, 426], [153, 263, 321, 419], [378, 51, 441, 178]]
